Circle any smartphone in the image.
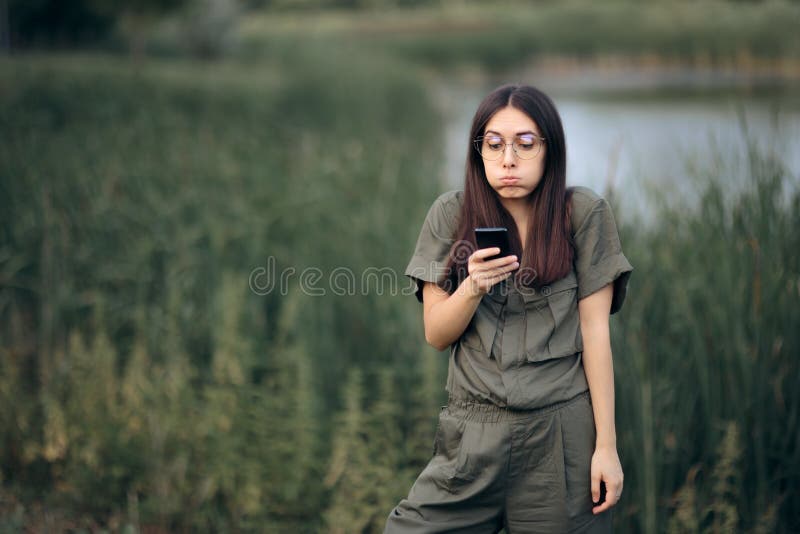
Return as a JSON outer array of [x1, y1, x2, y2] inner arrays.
[[474, 227, 512, 261]]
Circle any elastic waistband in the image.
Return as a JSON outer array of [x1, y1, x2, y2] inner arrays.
[[444, 390, 591, 423]]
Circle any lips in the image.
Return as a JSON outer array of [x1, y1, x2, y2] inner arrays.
[[500, 176, 520, 183]]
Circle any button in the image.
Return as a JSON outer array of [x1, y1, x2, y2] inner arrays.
[[541, 285, 551, 296]]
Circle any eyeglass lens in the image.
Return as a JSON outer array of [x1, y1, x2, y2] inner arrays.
[[477, 134, 542, 160]]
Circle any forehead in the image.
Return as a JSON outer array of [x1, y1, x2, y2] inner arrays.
[[483, 106, 541, 136]]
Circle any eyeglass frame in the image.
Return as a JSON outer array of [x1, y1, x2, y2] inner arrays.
[[473, 133, 546, 161]]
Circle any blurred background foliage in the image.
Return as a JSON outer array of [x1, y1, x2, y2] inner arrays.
[[1, 0, 799, 532]]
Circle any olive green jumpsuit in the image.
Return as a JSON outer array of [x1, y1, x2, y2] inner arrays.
[[384, 187, 633, 533]]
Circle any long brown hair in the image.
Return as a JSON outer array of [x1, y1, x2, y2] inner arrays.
[[442, 84, 575, 293]]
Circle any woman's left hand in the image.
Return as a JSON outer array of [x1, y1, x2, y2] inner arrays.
[[590, 445, 623, 514]]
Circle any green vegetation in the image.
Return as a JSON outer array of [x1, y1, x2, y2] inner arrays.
[[0, 50, 443, 530], [1, 1, 799, 531], [610, 139, 799, 532], [239, 1, 800, 72]]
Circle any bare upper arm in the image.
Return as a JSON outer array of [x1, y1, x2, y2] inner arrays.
[[578, 282, 613, 337], [421, 281, 450, 325]]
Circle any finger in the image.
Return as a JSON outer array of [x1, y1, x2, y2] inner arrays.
[[592, 480, 620, 515], [593, 485, 619, 514], [606, 480, 622, 500], [503, 260, 520, 272], [483, 254, 519, 269], [475, 259, 518, 278], [475, 271, 513, 291], [482, 260, 520, 278], [467, 258, 490, 275], [484, 271, 514, 285], [469, 257, 518, 279], [473, 247, 502, 261], [591, 473, 601, 504], [592, 497, 616, 515], [481, 273, 512, 287]]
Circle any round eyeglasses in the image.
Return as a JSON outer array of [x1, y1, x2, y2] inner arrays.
[[473, 133, 546, 161]]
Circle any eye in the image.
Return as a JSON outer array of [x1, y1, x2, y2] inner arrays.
[[515, 135, 536, 150], [485, 136, 503, 150]]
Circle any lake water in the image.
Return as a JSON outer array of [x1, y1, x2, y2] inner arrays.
[[435, 67, 800, 222]]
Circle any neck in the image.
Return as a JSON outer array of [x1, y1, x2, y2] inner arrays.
[[499, 195, 533, 249], [499, 195, 532, 228]]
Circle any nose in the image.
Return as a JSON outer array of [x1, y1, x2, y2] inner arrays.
[[502, 143, 516, 168]]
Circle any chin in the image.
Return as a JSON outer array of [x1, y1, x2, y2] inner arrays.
[[495, 185, 533, 197]]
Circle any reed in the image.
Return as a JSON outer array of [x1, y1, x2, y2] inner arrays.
[[611, 130, 800, 532]]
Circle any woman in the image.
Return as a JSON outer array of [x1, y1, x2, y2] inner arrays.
[[384, 84, 633, 533]]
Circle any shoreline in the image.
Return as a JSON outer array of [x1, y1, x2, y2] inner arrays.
[[421, 52, 800, 94]]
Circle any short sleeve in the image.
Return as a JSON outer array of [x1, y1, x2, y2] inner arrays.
[[404, 191, 462, 303], [572, 190, 633, 315]]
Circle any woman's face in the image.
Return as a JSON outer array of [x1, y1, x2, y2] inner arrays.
[[480, 105, 546, 201]]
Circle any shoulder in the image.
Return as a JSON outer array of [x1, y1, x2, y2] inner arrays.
[[432, 189, 464, 214], [426, 189, 464, 232], [568, 185, 609, 234]]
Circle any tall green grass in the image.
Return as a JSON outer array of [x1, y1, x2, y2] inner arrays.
[[610, 137, 800, 532], [0, 50, 444, 530], [1, 46, 799, 532]]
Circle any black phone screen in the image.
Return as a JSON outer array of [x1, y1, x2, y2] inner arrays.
[[474, 227, 511, 261]]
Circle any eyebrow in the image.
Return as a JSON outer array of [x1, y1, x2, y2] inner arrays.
[[484, 130, 537, 136]]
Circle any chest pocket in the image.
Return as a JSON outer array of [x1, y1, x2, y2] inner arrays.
[[521, 271, 584, 362], [457, 283, 507, 354]]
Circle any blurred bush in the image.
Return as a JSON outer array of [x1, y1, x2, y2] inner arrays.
[[0, 45, 443, 530]]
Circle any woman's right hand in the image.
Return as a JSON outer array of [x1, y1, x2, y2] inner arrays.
[[465, 248, 519, 297]]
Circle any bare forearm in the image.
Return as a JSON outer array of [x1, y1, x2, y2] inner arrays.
[[581, 320, 617, 448], [424, 251, 518, 351], [424, 276, 483, 350]]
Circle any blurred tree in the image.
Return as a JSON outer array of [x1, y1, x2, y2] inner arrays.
[[179, 0, 240, 58], [252, 0, 430, 9], [0, 0, 9, 51], [3, 0, 188, 57], [103, 0, 189, 60], [5, 0, 115, 48]]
